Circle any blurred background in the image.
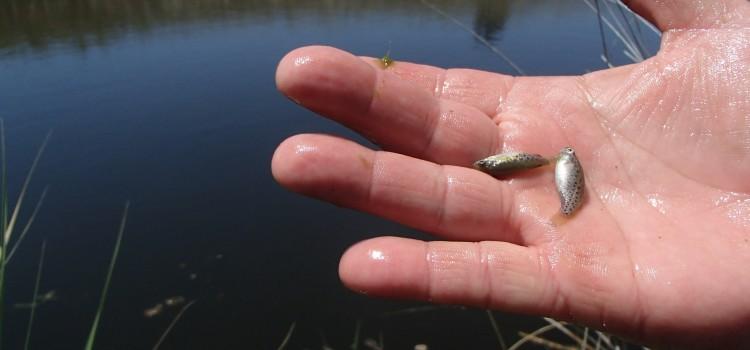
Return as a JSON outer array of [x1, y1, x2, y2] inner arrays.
[[0, 0, 659, 348]]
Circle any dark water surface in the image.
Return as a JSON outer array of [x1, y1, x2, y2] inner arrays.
[[0, 1, 658, 348]]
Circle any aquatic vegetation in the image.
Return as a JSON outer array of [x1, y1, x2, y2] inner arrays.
[[0, 120, 51, 347], [583, 0, 659, 66], [276, 322, 296, 350], [0, 120, 138, 349], [4, 187, 49, 264], [84, 201, 129, 350], [420, 0, 525, 75], [379, 54, 394, 69], [486, 310, 507, 349], [379, 49, 394, 69], [280, 307, 643, 350], [23, 241, 45, 350], [378, 42, 395, 69], [152, 299, 197, 350]]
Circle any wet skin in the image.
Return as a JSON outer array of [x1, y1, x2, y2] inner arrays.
[[271, 0, 750, 348]]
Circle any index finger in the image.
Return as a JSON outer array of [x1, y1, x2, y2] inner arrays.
[[276, 46, 508, 166], [359, 59, 514, 118]]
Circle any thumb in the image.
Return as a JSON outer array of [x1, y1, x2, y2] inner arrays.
[[624, 0, 750, 31]]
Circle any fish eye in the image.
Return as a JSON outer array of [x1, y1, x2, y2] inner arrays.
[[564, 147, 574, 153]]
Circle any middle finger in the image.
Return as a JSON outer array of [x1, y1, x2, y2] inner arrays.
[[276, 46, 500, 166]]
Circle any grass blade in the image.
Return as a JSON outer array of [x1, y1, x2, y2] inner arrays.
[[581, 327, 589, 350], [351, 319, 362, 350], [276, 322, 296, 350], [582, 0, 643, 63], [508, 324, 557, 350], [515, 331, 578, 350], [542, 318, 611, 350], [23, 240, 46, 350], [602, 0, 643, 61], [152, 299, 196, 350], [594, 0, 612, 66], [0, 118, 7, 347], [84, 201, 129, 350], [543, 318, 591, 349], [486, 310, 507, 350], [613, 0, 660, 36], [594, 330, 614, 349], [0, 124, 50, 347], [4, 130, 52, 245], [615, 2, 648, 57], [5, 186, 49, 264], [420, 0, 525, 75], [1, 118, 7, 235]]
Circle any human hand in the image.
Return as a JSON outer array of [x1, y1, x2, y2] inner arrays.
[[271, 1, 750, 348]]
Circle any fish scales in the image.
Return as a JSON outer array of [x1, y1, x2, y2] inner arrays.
[[473, 152, 549, 176], [554, 147, 584, 216]]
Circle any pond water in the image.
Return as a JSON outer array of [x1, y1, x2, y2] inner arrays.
[[0, 0, 658, 348]]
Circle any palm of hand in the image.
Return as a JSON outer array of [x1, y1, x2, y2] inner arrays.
[[505, 28, 750, 343], [272, 11, 750, 349]]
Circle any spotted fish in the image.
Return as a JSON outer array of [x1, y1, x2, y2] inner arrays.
[[554, 147, 584, 216], [473, 152, 550, 176]]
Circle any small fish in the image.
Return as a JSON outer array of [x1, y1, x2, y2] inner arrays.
[[473, 151, 550, 176], [554, 147, 584, 216]]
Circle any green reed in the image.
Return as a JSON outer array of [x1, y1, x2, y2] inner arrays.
[[84, 201, 129, 350]]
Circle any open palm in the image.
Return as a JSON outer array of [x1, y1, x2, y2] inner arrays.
[[272, 1, 750, 348]]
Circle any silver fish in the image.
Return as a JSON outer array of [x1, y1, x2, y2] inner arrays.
[[554, 147, 584, 216], [473, 152, 550, 176]]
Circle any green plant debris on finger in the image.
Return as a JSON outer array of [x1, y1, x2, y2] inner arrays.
[[378, 52, 394, 69]]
